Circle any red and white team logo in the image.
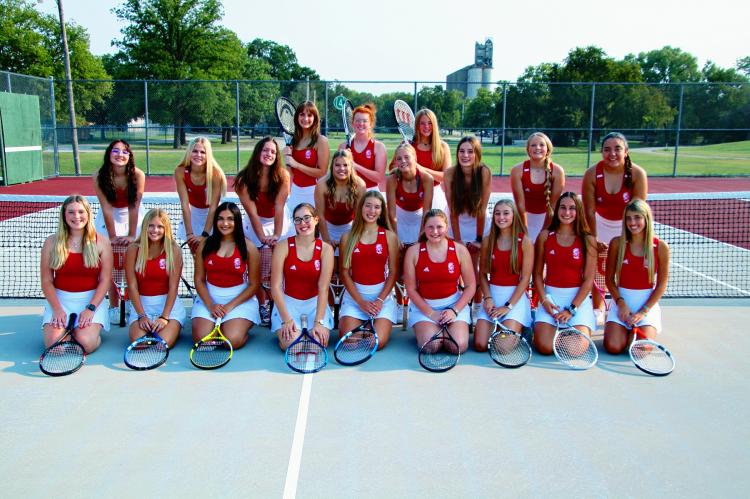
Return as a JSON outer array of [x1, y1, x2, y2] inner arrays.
[[159, 258, 166, 270], [448, 262, 455, 273], [623, 258, 629, 265], [305, 150, 312, 160], [375, 244, 383, 254], [419, 192, 424, 199], [234, 258, 241, 269], [572, 248, 581, 260], [623, 192, 630, 202], [314, 260, 320, 271], [365, 150, 372, 159], [207, 258, 213, 266]]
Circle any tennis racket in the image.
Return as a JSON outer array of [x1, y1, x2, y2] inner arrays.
[[488, 321, 532, 368], [112, 242, 128, 327], [629, 326, 675, 376], [39, 313, 85, 376], [259, 244, 273, 327], [285, 314, 328, 374], [553, 321, 598, 370], [418, 324, 460, 372], [329, 271, 346, 330], [275, 96, 296, 146], [124, 323, 169, 371], [190, 317, 233, 370], [393, 99, 415, 144], [334, 317, 378, 366], [342, 98, 354, 147]]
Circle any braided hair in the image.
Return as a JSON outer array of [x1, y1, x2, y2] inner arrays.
[[602, 132, 632, 188], [526, 132, 555, 219]]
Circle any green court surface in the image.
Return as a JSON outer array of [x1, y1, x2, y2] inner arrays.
[[1, 299, 748, 498]]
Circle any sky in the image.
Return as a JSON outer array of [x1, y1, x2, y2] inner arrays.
[[37, 0, 749, 88]]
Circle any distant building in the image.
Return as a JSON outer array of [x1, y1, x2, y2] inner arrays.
[[446, 39, 495, 99]]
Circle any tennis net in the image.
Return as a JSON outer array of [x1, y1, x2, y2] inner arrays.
[[1, 192, 749, 298]]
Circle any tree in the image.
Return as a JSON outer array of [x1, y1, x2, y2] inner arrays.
[[246, 38, 319, 81], [463, 88, 498, 129], [0, 0, 53, 75], [738, 56, 750, 77], [416, 85, 464, 130], [625, 46, 701, 83]]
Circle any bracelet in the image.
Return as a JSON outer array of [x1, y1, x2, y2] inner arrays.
[[159, 316, 168, 322], [566, 304, 577, 314], [448, 307, 458, 316], [640, 306, 650, 314], [137, 313, 147, 320], [541, 296, 551, 304], [186, 232, 194, 237], [375, 297, 385, 303], [482, 296, 493, 302], [283, 318, 294, 325]]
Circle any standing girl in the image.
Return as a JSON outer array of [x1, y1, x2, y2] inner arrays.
[[385, 142, 434, 246], [339, 104, 386, 191], [284, 101, 330, 211], [412, 109, 451, 212]]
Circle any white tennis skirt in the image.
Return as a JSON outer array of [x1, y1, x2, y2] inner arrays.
[[43, 288, 110, 331], [95, 205, 145, 239], [408, 291, 470, 327], [475, 284, 532, 327], [177, 205, 209, 241], [243, 210, 292, 247], [449, 212, 490, 243], [127, 293, 187, 326], [287, 184, 316, 216], [326, 221, 353, 253], [431, 184, 448, 212], [534, 285, 595, 331], [339, 281, 396, 323], [606, 287, 662, 333], [526, 212, 546, 243], [396, 206, 423, 245], [191, 282, 260, 324], [595, 213, 623, 246], [270, 294, 334, 332]]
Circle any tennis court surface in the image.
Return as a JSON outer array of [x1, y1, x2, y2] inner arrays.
[[0, 298, 748, 498]]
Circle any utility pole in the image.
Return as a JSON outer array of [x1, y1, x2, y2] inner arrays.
[[57, 0, 80, 174]]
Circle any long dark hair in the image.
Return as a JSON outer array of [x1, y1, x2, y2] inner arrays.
[[546, 192, 592, 269], [234, 137, 284, 201], [293, 202, 321, 238], [450, 136, 489, 217], [292, 101, 321, 148], [202, 202, 248, 263], [602, 132, 632, 189], [97, 139, 137, 206]]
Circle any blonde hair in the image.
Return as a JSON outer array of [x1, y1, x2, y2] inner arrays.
[[325, 149, 360, 212], [135, 208, 176, 274], [418, 209, 449, 243], [342, 190, 392, 268], [526, 132, 555, 218], [50, 195, 99, 270], [178, 137, 227, 201], [414, 109, 446, 169], [614, 199, 656, 286], [391, 142, 417, 179], [482, 199, 527, 275]]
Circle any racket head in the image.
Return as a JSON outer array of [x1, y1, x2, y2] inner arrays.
[[275, 96, 296, 141], [629, 328, 675, 376], [393, 99, 415, 143], [40, 313, 85, 376], [553, 324, 598, 370], [124, 332, 169, 371], [259, 244, 273, 290], [488, 324, 531, 368], [285, 330, 328, 373], [190, 320, 232, 370], [342, 99, 354, 145], [418, 326, 460, 373], [334, 318, 378, 366]]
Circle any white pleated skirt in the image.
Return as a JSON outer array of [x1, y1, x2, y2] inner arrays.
[[339, 281, 396, 323]]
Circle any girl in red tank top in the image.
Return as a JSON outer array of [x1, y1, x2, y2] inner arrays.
[[270, 203, 335, 350], [192, 202, 260, 350], [474, 199, 534, 352], [339, 191, 400, 349], [603, 199, 670, 354], [124, 208, 185, 347], [41, 196, 113, 353], [403, 209, 476, 354], [386, 143, 434, 245], [284, 101, 330, 210], [510, 132, 566, 242], [314, 150, 366, 252], [340, 103, 386, 189], [532, 192, 597, 355], [412, 109, 451, 187]]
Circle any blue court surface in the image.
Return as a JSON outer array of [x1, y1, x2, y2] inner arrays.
[[1, 298, 748, 498]]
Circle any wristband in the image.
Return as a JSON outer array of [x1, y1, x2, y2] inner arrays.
[[448, 307, 458, 316], [566, 304, 577, 314], [482, 296, 493, 302], [137, 313, 147, 320], [640, 306, 650, 314], [187, 232, 194, 237], [86, 303, 96, 312], [159, 316, 169, 322], [201, 230, 210, 238], [375, 297, 385, 303], [504, 301, 514, 310]]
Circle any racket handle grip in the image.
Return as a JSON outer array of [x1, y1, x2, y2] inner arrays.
[[300, 314, 308, 329]]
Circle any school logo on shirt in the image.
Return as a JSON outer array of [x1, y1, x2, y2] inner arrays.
[[623, 192, 630, 202], [305, 150, 312, 160], [234, 258, 241, 269], [524, 187, 531, 192], [375, 244, 383, 254], [419, 192, 424, 199], [207, 258, 214, 266], [159, 258, 166, 270], [423, 267, 430, 273], [549, 250, 555, 256], [623, 258, 629, 265], [572, 248, 581, 260], [448, 262, 455, 273], [314, 260, 321, 271], [365, 150, 372, 159], [353, 248, 360, 253], [290, 264, 297, 270], [596, 196, 603, 203], [399, 196, 405, 201]]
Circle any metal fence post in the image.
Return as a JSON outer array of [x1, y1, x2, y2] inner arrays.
[[144, 80, 150, 175], [413, 82, 418, 111], [49, 77, 59, 177], [586, 83, 596, 169], [5, 72, 11, 92], [500, 82, 508, 175], [324, 82, 329, 137], [672, 84, 684, 177], [235, 81, 241, 172], [305, 76, 310, 101]]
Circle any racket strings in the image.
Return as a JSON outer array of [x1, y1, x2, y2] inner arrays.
[[125, 338, 168, 369], [191, 338, 232, 369], [288, 339, 326, 372], [419, 337, 459, 372], [335, 331, 376, 365], [40, 341, 85, 374], [489, 332, 531, 367], [554, 330, 597, 369], [630, 342, 674, 374]]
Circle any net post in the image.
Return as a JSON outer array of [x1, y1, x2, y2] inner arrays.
[[144, 80, 150, 175], [672, 83, 684, 177]]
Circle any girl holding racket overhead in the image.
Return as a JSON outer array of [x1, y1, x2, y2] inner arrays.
[[270, 203, 335, 350], [603, 199, 669, 354], [174, 137, 227, 253], [41, 195, 113, 353], [124, 208, 185, 347], [412, 109, 451, 212], [314, 149, 366, 253], [474, 199, 534, 352], [403, 209, 476, 353], [510, 132, 566, 242], [338, 191, 400, 349], [191, 202, 260, 350], [284, 101, 330, 211], [532, 192, 597, 354], [339, 103, 386, 191], [234, 137, 292, 248], [385, 142, 434, 246]]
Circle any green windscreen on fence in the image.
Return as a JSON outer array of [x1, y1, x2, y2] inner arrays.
[[0, 92, 43, 185]]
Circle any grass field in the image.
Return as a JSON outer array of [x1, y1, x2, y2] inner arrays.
[[46, 136, 750, 177]]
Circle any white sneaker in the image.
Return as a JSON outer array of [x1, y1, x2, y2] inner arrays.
[[395, 302, 404, 324], [109, 306, 120, 324]]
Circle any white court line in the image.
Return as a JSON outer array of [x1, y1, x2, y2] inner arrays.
[[672, 261, 750, 296], [4, 145, 42, 153], [282, 357, 316, 499]]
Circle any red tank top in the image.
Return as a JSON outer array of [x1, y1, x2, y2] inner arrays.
[[205, 246, 247, 288], [54, 251, 100, 292], [619, 237, 659, 290], [184, 167, 208, 209], [350, 229, 389, 285], [351, 139, 378, 188], [283, 238, 323, 300], [291, 147, 319, 187], [324, 197, 355, 226], [255, 191, 275, 218], [415, 240, 461, 299], [544, 232, 585, 288], [489, 236, 524, 286], [395, 170, 425, 211], [136, 250, 169, 296], [521, 160, 556, 214], [594, 161, 633, 221], [414, 146, 441, 186], [111, 186, 129, 208]]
